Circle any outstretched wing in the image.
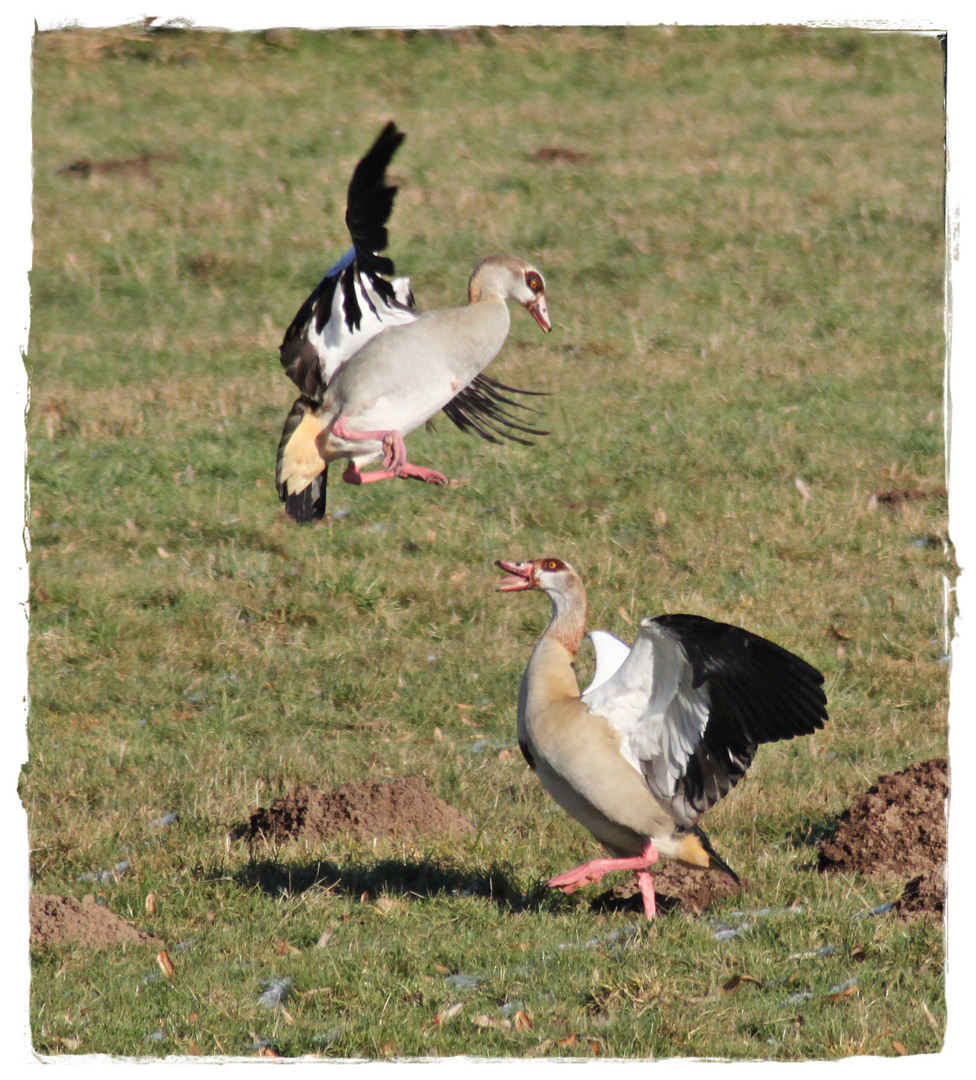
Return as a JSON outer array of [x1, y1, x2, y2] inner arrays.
[[582, 614, 827, 825], [279, 122, 418, 397]]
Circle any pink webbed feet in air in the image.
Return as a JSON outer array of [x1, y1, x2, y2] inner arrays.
[[332, 417, 447, 487]]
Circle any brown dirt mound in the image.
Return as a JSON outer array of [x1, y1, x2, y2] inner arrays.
[[30, 894, 160, 950], [896, 868, 945, 923], [819, 757, 947, 921], [246, 776, 474, 845], [595, 862, 743, 916]]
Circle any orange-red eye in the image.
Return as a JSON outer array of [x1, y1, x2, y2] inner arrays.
[[526, 273, 543, 293]]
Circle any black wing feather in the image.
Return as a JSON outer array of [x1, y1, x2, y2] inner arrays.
[[278, 122, 408, 393], [442, 374, 550, 445], [652, 614, 827, 815], [343, 120, 404, 289], [279, 274, 341, 399]]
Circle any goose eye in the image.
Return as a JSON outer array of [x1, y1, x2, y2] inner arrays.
[[526, 273, 543, 294], [545, 559, 560, 571]]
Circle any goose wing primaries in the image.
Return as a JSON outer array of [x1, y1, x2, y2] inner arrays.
[[441, 373, 549, 445], [583, 614, 828, 825], [279, 123, 417, 397]]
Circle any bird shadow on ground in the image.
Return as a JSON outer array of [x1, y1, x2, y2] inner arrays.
[[232, 856, 537, 911], [229, 856, 748, 920], [231, 856, 698, 920], [589, 889, 684, 917]]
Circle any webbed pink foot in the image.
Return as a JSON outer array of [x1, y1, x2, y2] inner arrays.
[[397, 462, 447, 485], [341, 460, 447, 486], [333, 419, 445, 485], [547, 861, 613, 893]]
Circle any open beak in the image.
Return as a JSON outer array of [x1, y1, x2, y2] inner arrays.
[[495, 559, 535, 591], [527, 296, 551, 334]]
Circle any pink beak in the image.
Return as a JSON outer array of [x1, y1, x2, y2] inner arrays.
[[495, 559, 535, 591], [527, 296, 551, 333]]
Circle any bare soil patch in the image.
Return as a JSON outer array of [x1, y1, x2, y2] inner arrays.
[[595, 862, 743, 916], [819, 757, 947, 921], [246, 776, 474, 845], [874, 485, 947, 506], [30, 893, 160, 950]]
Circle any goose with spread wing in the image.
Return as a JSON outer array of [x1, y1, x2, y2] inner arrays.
[[275, 121, 549, 522], [495, 557, 828, 920]]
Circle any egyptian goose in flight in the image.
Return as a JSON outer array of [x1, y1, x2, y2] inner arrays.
[[495, 557, 828, 920], [275, 121, 549, 522]]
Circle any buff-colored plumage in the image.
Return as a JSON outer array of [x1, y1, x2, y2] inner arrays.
[[497, 556, 828, 919]]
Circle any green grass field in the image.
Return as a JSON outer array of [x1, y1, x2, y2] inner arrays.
[[25, 23, 948, 1060]]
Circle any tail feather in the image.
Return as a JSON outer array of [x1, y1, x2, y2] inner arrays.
[[282, 466, 327, 523], [692, 825, 740, 885], [276, 397, 329, 523], [673, 825, 740, 885]]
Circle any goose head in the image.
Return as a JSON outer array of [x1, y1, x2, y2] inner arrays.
[[496, 556, 587, 656], [469, 255, 551, 333], [495, 556, 575, 593]]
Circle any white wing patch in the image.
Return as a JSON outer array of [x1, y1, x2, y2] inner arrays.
[[581, 629, 632, 695], [311, 268, 419, 385], [391, 276, 414, 306], [633, 620, 711, 809], [582, 626, 657, 773], [581, 618, 711, 820]]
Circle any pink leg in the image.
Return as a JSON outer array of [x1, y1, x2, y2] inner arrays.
[[547, 841, 660, 920], [332, 417, 407, 470], [342, 461, 398, 485], [333, 419, 448, 487], [636, 869, 657, 920]]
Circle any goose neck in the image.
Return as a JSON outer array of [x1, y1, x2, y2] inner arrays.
[[543, 580, 587, 657]]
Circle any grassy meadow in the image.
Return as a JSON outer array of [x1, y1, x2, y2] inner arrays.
[[25, 23, 948, 1060]]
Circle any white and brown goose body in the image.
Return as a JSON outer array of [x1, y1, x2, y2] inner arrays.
[[275, 121, 549, 522], [496, 556, 828, 919], [277, 255, 550, 517]]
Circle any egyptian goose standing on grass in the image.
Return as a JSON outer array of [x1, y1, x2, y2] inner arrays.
[[495, 557, 828, 920], [275, 121, 549, 522]]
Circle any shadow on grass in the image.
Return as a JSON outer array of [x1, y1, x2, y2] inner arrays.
[[784, 817, 839, 852], [231, 857, 712, 920], [232, 856, 538, 911], [590, 889, 684, 917]]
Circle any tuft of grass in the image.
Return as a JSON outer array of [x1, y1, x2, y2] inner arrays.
[[26, 24, 946, 1060]]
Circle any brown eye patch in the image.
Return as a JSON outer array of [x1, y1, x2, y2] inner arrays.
[[526, 272, 544, 294], [543, 558, 563, 571]]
